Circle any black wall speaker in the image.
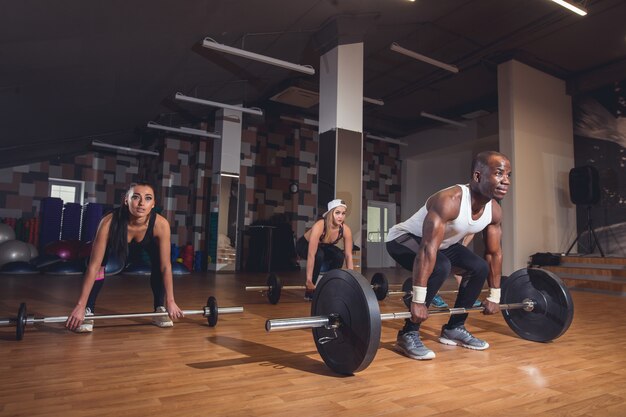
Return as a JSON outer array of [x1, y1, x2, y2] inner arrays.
[[569, 165, 600, 205]]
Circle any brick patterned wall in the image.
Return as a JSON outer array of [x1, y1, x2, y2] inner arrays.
[[0, 118, 402, 268], [362, 138, 402, 262], [0, 139, 210, 250], [241, 119, 319, 239], [241, 117, 402, 252]]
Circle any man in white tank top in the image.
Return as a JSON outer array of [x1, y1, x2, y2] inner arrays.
[[386, 151, 511, 360]]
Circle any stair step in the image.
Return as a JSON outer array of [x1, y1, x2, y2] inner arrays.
[[536, 256, 626, 296]]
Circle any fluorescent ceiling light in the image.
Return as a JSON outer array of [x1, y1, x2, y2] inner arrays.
[[202, 37, 315, 75], [420, 111, 467, 128], [547, 0, 587, 16], [390, 42, 459, 73], [92, 141, 159, 156], [175, 93, 263, 116], [146, 121, 221, 139], [363, 97, 385, 106], [219, 172, 240, 178], [365, 133, 407, 146], [279, 115, 319, 127]]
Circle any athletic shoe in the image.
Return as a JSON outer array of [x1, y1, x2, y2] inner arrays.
[[431, 294, 448, 308], [438, 325, 489, 350], [151, 306, 174, 328], [74, 307, 94, 333], [472, 299, 481, 308], [395, 331, 436, 360]]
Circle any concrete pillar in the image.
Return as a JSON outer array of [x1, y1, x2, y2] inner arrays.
[[318, 41, 364, 263], [498, 60, 577, 273]]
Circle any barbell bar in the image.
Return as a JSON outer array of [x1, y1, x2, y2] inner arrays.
[[1, 296, 244, 341], [266, 300, 534, 332], [396, 276, 489, 307], [246, 272, 391, 304], [264, 268, 574, 375], [248, 271, 488, 305]]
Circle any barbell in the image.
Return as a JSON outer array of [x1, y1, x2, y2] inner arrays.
[[1, 296, 244, 341], [245, 272, 392, 304], [265, 268, 574, 375], [396, 277, 489, 307], [247, 271, 486, 305]]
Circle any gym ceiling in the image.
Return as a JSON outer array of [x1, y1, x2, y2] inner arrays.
[[1, 0, 625, 168]]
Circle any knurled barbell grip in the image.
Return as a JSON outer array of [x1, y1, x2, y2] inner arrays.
[[265, 300, 534, 332], [387, 288, 490, 296]]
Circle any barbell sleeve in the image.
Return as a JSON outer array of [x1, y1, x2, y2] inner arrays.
[[265, 316, 330, 332]]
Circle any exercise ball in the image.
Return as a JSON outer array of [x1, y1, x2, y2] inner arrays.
[[123, 263, 152, 276], [26, 243, 38, 260], [0, 240, 31, 267], [77, 241, 93, 259], [30, 253, 62, 269], [44, 260, 85, 276], [0, 261, 39, 275], [0, 223, 16, 244], [84, 253, 125, 276], [172, 262, 191, 276], [44, 240, 80, 261], [104, 254, 124, 276]]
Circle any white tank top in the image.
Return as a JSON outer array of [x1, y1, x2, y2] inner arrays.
[[386, 184, 493, 249]]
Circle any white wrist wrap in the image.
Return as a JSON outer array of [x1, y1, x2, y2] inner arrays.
[[412, 286, 427, 304], [486, 288, 501, 304]]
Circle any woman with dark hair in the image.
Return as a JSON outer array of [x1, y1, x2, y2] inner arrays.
[[65, 182, 183, 332], [295, 199, 354, 300]]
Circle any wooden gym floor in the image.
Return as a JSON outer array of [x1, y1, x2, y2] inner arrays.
[[1, 268, 625, 417]]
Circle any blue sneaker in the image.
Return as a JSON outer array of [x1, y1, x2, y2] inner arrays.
[[431, 294, 448, 308], [439, 325, 489, 350], [472, 299, 481, 308], [395, 331, 435, 360]]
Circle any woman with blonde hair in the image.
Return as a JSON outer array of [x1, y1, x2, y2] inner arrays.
[[295, 199, 354, 300]]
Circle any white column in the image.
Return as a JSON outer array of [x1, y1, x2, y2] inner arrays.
[[498, 60, 577, 273]]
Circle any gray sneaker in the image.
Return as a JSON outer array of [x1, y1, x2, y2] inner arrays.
[[74, 307, 94, 333], [395, 331, 436, 360], [439, 325, 489, 350], [151, 306, 174, 328]]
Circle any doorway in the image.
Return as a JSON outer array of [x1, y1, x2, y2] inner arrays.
[[366, 201, 396, 268]]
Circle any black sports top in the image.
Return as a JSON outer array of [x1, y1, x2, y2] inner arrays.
[[319, 221, 344, 245]]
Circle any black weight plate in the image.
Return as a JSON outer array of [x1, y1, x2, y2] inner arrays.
[[501, 268, 574, 342], [371, 272, 388, 301], [267, 273, 282, 305], [402, 277, 412, 308], [16, 302, 27, 341], [312, 269, 381, 375], [206, 296, 218, 327]]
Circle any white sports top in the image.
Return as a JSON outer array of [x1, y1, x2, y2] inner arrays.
[[386, 184, 493, 249]]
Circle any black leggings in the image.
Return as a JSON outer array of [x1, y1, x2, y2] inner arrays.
[[86, 258, 165, 312], [386, 234, 488, 332], [296, 236, 345, 284]]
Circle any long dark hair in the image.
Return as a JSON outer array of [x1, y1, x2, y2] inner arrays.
[[107, 181, 155, 264]]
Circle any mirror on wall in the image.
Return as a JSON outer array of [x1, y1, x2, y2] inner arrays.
[[213, 174, 239, 271]]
